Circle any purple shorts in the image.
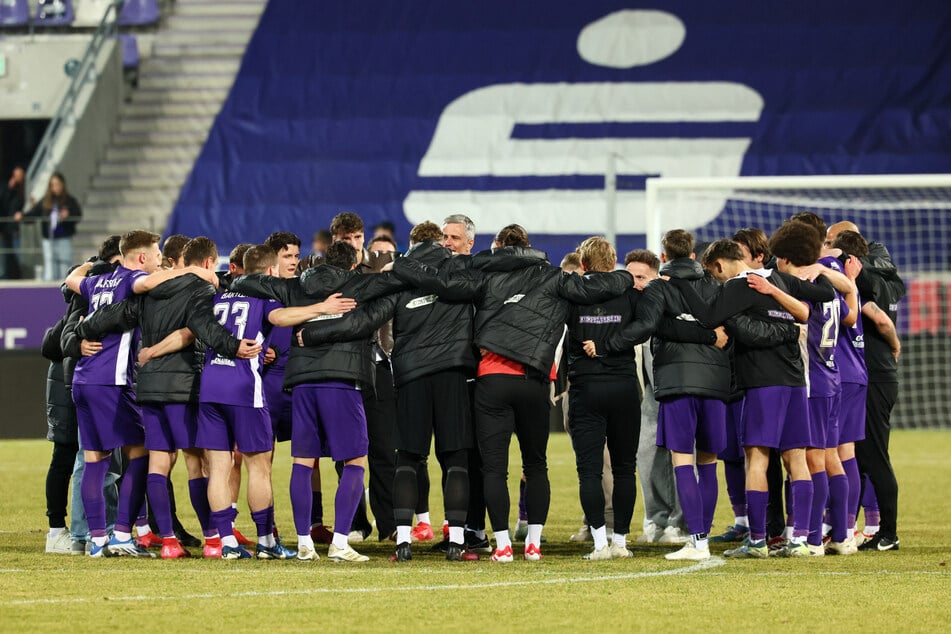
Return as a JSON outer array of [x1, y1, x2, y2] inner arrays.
[[837, 382, 867, 444], [141, 403, 198, 452], [73, 384, 144, 452], [197, 402, 274, 454], [742, 385, 811, 451], [807, 393, 841, 449], [656, 396, 726, 455], [291, 382, 368, 461], [718, 398, 745, 462], [266, 383, 293, 443]]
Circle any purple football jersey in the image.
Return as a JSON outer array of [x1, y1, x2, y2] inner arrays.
[[818, 256, 867, 386], [804, 272, 844, 398], [200, 291, 280, 407], [73, 265, 147, 386]]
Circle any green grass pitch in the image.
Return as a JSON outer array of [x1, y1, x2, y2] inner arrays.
[[0, 431, 948, 632]]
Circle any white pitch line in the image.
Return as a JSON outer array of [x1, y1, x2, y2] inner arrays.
[[2, 558, 725, 606]]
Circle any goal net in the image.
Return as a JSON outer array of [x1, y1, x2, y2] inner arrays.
[[644, 174, 951, 429]]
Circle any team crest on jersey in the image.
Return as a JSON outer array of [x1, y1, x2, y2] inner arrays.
[[504, 294, 525, 304], [406, 294, 438, 309]]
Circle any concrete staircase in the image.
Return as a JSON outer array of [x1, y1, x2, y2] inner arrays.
[[76, 0, 267, 257]]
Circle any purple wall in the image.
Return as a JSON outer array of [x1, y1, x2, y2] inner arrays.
[[0, 285, 66, 350]]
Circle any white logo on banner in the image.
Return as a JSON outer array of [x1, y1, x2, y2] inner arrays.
[[404, 10, 764, 235]]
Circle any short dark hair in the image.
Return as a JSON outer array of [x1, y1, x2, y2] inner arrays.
[[98, 235, 121, 262], [182, 236, 218, 266], [330, 212, 364, 238], [162, 234, 190, 266], [265, 231, 301, 253], [789, 211, 827, 242], [831, 230, 869, 258], [325, 241, 358, 269], [661, 229, 694, 260], [409, 221, 443, 245], [312, 229, 332, 247], [732, 227, 770, 263], [701, 239, 744, 269], [119, 230, 161, 257], [624, 249, 660, 272], [242, 245, 277, 274], [769, 220, 822, 266], [494, 224, 529, 248], [229, 243, 254, 266], [368, 235, 397, 250]]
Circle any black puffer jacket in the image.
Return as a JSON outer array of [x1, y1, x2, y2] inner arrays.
[[41, 315, 77, 444], [298, 241, 477, 387], [231, 270, 405, 389], [78, 274, 241, 403], [394, 246, 632, 378]]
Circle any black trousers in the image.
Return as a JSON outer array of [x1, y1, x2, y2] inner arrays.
[[567, 378, 640, 536], [46, 441, 79, 527], [475, 374, 550, 532], [856, 381, 899, 539], [766, 449, 785, 539], [362, 360, 397, 539]]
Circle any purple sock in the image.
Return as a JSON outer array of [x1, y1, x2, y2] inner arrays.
[[310, 491, 323, 525], [697, 463, 718, 535], [135, 499, 149, 528], [674, 465, 704, 536], [842, 457, 860, 528], [518, 478, 528, 522], [335, 465, 366, 537], [116, 456, 148, 534], [146, 474, 174, 537], [210, 509, 234, 540], [81, 458, 110, 538], [861, 474, 880, 526], [746, 490, 769, 542], [290, 464, 313, 536], [808, 472, 828, 546], [187, 477, 215, 538], [251, 506, 273, 539], [828, 474, 849, 542], [790, 479, 814, 540], [723, 460, 747, 519]]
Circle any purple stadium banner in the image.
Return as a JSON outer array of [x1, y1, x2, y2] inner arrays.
[[0, 285, 66, 350]]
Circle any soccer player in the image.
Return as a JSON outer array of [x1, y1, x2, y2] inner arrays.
[[671, 238, 834, 558], [825, 222, 903, 551]]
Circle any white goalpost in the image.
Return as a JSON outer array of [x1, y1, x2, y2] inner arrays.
[[643, 173, 951, 429]]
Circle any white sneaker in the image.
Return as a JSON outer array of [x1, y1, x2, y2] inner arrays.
[[327, 543, 369, 562], [296, 544, 320, 561], [806, 543, 826, 557], [664, 541, 710, 561], [825, 537, 858, 556], [582, 545, 612, 561], [45, 531, 73, 555], [609, 543, 633, 558], [569, 525, 592, 542], [658, 526, 688, 544], [636, 521, 660, 544], [347, 530, 365, 544]]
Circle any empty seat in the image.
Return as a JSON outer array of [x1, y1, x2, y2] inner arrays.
[[34, 0, 74, 26], [118, 0, 158, 26], [0, 0, 30, 26]]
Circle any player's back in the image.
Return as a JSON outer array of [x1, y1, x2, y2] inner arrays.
[[73, 265, 147, 387], [200, 290, 278, 408]]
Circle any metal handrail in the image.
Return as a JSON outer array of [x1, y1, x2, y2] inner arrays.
[[24, 0, 127, 198]]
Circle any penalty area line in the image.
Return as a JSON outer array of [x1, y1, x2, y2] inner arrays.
[[2, 558, 725, 606]]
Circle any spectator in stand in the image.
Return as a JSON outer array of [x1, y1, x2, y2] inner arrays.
[[311, 230, 332, 258], [0, 166, 25, 279], [16, 172, 82, 281]]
